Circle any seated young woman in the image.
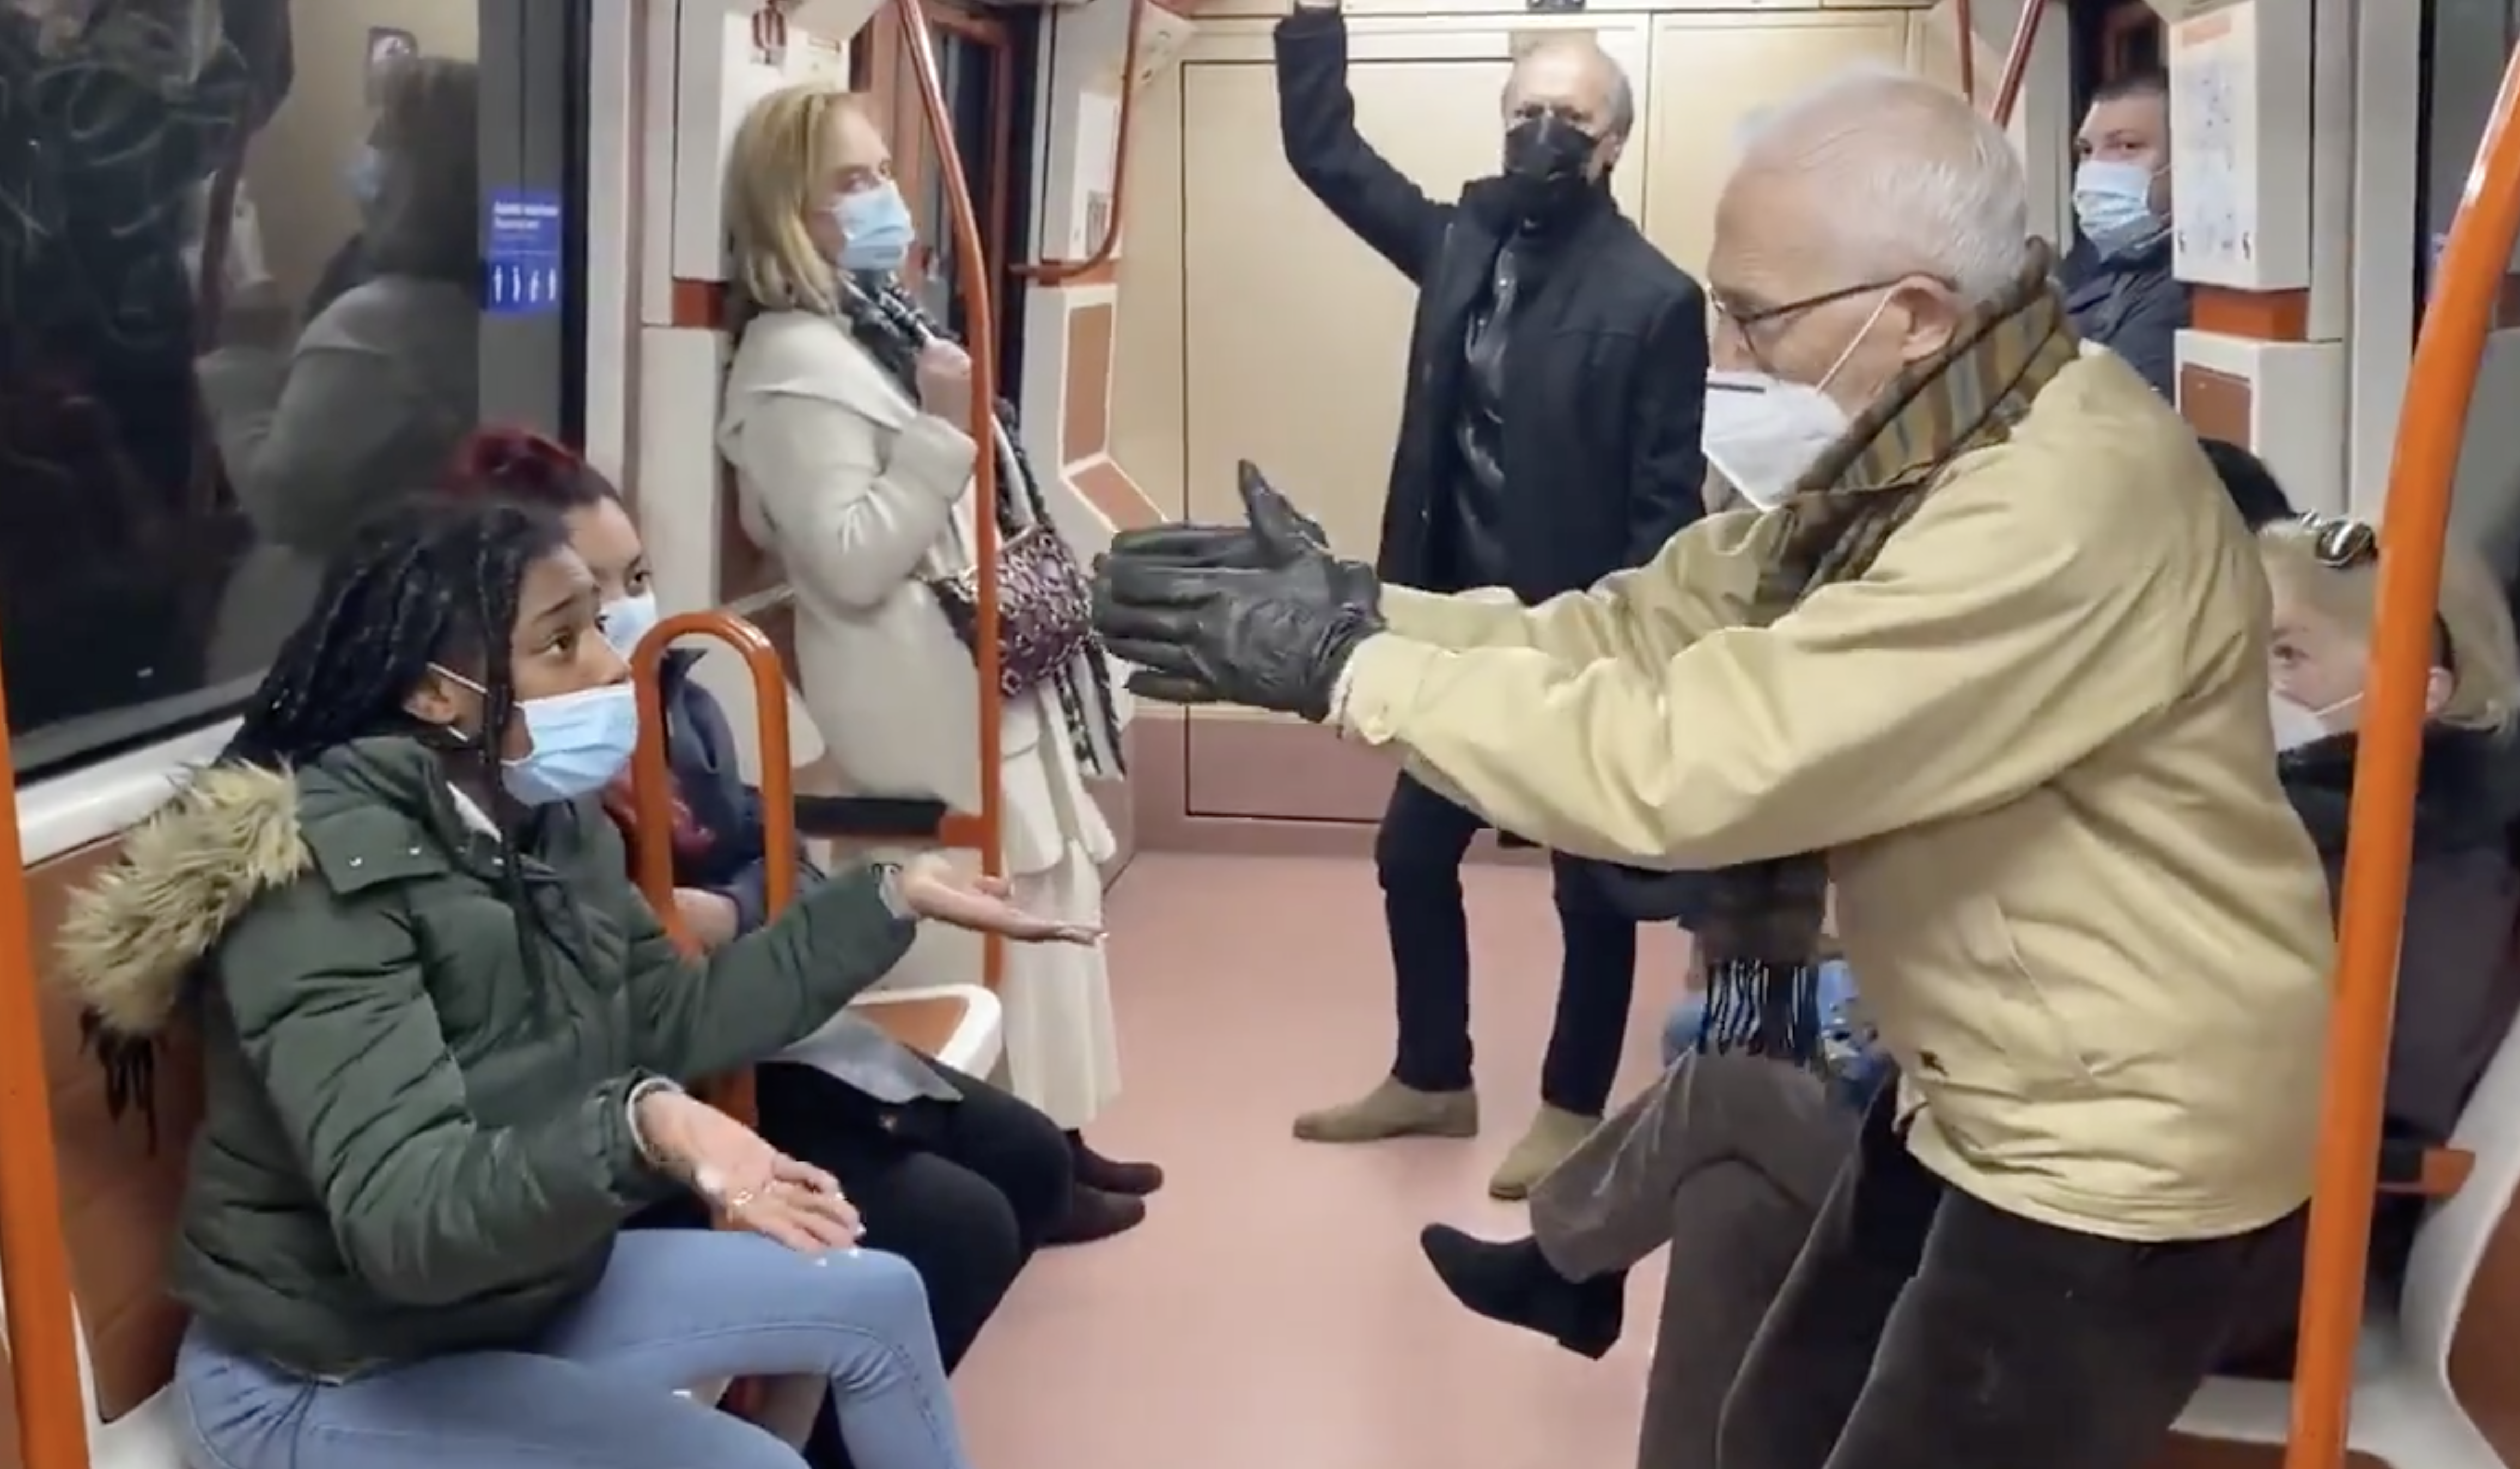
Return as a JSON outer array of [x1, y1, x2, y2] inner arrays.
[[1422, 462, 2520, 1469], [439, 428, 1127, 1397], [53, 494, 1089, 1469]]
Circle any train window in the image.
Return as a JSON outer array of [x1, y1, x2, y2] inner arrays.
[[912, 14, 1011, 342], [0, 0, 586, 781], [2419, 0, 2520, 315]]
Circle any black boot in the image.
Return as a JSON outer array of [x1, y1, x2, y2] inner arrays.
[[1418, 1225, 1626, 1359], [1067, 1130, 1165, 1196], [1043, 1183, 1147, 1246]]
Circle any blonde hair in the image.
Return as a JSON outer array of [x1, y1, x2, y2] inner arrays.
[[723, 82, 876, 327], [2258, 519, 2520, 736], [368, 58, 480, 282]]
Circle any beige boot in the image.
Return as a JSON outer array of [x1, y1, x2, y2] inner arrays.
[[1487, 1104, 1600, 1200], [1292, 1078, 1479, 1143]]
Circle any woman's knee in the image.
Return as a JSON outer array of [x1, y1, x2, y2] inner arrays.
[[862, 1160, 1027, 1321], [942, 1082, 1073, 1240]]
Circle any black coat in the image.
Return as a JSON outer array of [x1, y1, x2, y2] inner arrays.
[[1273, 8, 1708, 605]]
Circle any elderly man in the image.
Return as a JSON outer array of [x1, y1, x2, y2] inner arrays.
[[2066, 69, 2187, 398], [1271, 0, 1709, 1196], [1098, 68, 2330, 1469]]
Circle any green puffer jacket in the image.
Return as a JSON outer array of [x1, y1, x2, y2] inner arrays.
[[52, 736, 918, 1379]]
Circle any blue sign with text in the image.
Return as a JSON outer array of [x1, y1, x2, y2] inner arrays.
[[484, 189, 564, 317]]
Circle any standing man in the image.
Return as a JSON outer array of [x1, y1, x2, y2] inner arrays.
[[2065, 69, 2187, 399], [1271, 0, 1709, 1199], [1097, 66, 2330, 1469]]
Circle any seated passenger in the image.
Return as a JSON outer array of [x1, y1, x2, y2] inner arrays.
[[2063, 69, 2188, 400], [717, 81, 1155, 1216], [1421, 500, 2520, 1469], [440, 427, 1116, 1393], [54, 494, 1091, 1469]]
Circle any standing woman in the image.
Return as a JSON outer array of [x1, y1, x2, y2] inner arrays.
[[716, 81, 1156, 1233]]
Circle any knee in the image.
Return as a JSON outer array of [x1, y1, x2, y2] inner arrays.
[[825, 1246, 935, 1334]]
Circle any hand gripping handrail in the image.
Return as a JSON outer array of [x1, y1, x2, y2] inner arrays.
[[2284, 43, 2520, 1469], [898, 0, 1008, 987], [1012, 0, 1146, 284], [628, 610, 794, 1422], [0, 685, 88, 1469]]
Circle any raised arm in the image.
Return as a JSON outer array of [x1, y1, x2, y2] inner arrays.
[[1274, 4, 1453, 282], [735, 389, 977, 610], [1336, 453, 2181, 866], [217, 884, 675, 1307]]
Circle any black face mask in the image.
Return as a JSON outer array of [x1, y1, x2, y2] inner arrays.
[[1500, 113, 1600, 220]]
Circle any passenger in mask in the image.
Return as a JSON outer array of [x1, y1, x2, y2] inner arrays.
[[719, 82, 1157, 1243], [52, 495, 1084, 1469], [2064, 69, 2188, 400], [444, 427, 1085, 1469], [1271, 0, 1711, 1200], [201, 57, 483, 676], [1095, 64, 2335, 1469]]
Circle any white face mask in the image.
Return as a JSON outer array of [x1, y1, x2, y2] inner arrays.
[[2269, 690, 2366, 753], [1701, 293, 1890, 509], [599, 591, 661, 660]]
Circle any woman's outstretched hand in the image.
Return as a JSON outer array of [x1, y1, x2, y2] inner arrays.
[[897, 854, 1103, 945], [635, 1088, 866, 1253]]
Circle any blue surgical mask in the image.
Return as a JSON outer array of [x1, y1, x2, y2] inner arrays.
[[598, 591, 661, 660], [503, 683, 641, 805], [2073, 159, 2167, 261], [830, 182, 916, 275], [346, 144, 384, 205]]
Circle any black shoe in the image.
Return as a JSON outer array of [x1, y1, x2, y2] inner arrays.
[[1043, 1184, 1147, 1246], [1417, 1225, 1625, 1359], [1067, 1130, 1165, 1196]]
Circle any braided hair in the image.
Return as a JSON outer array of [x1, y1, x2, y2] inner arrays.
[[92, 495, 575, 1140]]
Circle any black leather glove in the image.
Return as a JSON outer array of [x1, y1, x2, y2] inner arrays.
[[1094, 561, 1386, 719], [1105, 463, 1377, 611], [1092, 461, 1385, 716]]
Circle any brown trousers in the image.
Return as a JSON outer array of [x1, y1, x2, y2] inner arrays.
[[1528, 1058, 2305, 1469]]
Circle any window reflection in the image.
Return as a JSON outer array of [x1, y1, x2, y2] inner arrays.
[[0, 0, 485, 776]]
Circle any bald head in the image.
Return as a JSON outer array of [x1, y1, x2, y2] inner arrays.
[[1501, 38, 1634, 176], [1705, 64, 2032, 409]]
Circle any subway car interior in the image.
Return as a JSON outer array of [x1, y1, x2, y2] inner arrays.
[[8, 0, 2520, 1466]]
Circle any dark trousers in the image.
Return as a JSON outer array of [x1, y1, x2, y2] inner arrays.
[[1378, 772, 1639, 1113], [1716, 1079, 2307, 1469], [634, 1059, 1070, 1469]]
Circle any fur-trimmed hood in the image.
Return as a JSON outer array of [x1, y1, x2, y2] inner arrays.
[[53, 762, 314, 1041]]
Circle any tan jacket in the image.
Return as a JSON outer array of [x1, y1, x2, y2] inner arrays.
[[1337, 353, 2333, 1241]]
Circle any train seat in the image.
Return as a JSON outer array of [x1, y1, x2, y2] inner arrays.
[[0, 843, 999, 1469], [2171, 1004, 2520, 1467]]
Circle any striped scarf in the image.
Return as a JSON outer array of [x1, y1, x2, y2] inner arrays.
[[839, 278, 1126, 779], [1696, 243, 2079, 1074]]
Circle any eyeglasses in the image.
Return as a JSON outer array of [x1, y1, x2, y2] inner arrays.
[[2297, 511, 2378, 569]]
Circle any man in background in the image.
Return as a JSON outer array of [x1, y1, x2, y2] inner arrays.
[[1269, 0, 1708, 1198], [2065, 69, 2188, 399]]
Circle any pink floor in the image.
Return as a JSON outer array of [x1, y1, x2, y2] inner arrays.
[[953, 853, 1692, 1469]]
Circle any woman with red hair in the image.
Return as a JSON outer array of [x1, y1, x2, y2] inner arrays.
[[442, 427, 1129, 1466]]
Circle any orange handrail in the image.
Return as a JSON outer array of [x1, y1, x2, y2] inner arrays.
[[1987, 0, 2043, 129], [2284, 42, 2520, 1469], [628, 610, 795, 1423], [630, 609, 798, 1131], [899, 0, 1007, 987], [0, 682, 95, 1469], [1012, 0, 1145, 284]]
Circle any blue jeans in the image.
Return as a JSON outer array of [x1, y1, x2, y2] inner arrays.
[[177, 1230, 971, 1469]]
